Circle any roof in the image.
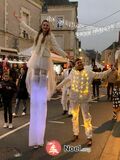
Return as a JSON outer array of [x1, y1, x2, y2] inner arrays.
[[45, 0, 70, 6], [105, 42, 120, 50], [85, 49, 96, 59], [0, 47, 18, 56]]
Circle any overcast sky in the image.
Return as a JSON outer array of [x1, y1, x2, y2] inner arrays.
[[70, 0, 120, 52]]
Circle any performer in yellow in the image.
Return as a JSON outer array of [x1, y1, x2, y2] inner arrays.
[[57, 58, 111, 147]]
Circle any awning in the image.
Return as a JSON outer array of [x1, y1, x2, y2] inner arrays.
[[0, 47, 18, 56]]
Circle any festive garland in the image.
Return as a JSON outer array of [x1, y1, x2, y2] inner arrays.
[[46, 15, 120, 37]]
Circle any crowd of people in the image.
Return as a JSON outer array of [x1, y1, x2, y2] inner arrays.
[[0, 60, 28, 129], [0, 53, 120, 149], [0, 54, 120, 149]]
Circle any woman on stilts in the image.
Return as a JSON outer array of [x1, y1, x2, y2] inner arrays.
[[14, 14, 67, 148]]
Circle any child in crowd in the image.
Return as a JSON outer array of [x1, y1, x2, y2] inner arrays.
[[112, 79, 120, 120], [0, 72, 16, 128]]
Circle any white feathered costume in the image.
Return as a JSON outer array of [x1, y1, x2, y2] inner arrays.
[[21, 21, 67, 146]]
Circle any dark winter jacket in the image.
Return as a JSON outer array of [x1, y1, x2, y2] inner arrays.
[[0, 80, 16, 102]]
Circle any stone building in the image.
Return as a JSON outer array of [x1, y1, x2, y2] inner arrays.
[[42, 0, 78, 58], [101, 42, 119, 66], [0, 0, 43, 57]]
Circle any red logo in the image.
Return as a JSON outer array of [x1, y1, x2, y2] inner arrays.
[[46, 140, 62, 156]]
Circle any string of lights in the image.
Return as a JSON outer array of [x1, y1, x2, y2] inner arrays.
[[45, 9, 120, 37], [47, 8, 120, 29], [76, 21, 120, 37]]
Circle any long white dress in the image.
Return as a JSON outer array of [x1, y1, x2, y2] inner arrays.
[[29, 74, 47, 146], [21, 21, 67, 146]]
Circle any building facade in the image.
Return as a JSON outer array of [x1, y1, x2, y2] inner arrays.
[[79, 50, 91, 65], [0, 0, 43, 56], [101, 42, 119, 66], [42, 0, 78, 58]]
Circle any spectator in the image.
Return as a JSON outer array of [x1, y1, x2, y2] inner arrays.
[[92, 65, 101, 100], [0, 72, 16, 129], [10, 63, 19, 82], [61, 61, 74, 115], [13, 67, 28, 117], [107, 65, 118, 100]]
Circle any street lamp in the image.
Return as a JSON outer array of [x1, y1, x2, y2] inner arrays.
[[79, 48, 82, 52], [78, 48, 82, 58], [80, 56, 83, 60]]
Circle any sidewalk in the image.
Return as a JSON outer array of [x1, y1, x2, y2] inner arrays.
[[100, 112, 120, 160]]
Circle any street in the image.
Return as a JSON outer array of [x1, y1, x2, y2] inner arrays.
[[0, 90, 116, 160]]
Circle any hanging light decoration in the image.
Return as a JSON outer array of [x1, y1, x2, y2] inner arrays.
[[45, 15, 120, 37], [76, 22, 120, 37]]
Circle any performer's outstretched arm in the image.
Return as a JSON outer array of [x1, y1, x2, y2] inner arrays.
[[57, 76, 71, 90], [50, 33, 67, 58], [89, 68, 111, 80], [20, 21, 38, 38], [14, 12, 37, 38]]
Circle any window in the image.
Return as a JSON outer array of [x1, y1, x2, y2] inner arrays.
[[22, 12, 29, 39], [20, 7, 30, 39], [22, 30, 29, 39], [56, 16, 64, 29]]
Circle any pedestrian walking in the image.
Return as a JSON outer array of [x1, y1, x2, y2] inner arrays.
[[13, 67, 28, 117], [92, 65, 101, 100], [61, 61, 74, 115], [57, 58, 111, 147], [107, 65, 118, 101], [0, 72, 16, 129], [14, 13, 67, 148]]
